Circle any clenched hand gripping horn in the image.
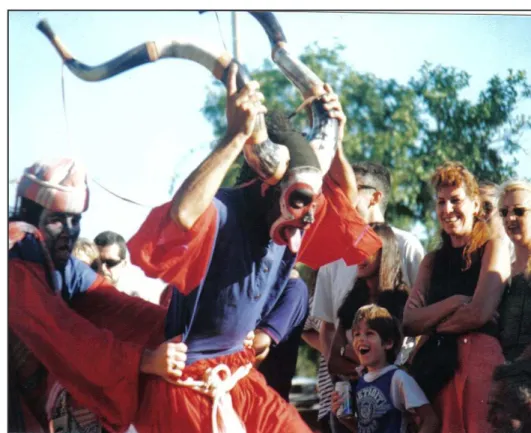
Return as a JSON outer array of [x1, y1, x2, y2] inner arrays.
[[36, 19, 289, 186], [249, 12, 341, 252], [250, 12, 339, 174]]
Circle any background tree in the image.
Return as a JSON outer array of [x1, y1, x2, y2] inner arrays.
[[201, 43, 531, 378], [202, 43, 531, 241]]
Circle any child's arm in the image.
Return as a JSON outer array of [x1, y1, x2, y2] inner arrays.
[[331, 391, 357, 432], [391, 370, 439, 433], [411, 404, 439, 433]]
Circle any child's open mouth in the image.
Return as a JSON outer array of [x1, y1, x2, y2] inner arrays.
[[359, 347, 370, 355]]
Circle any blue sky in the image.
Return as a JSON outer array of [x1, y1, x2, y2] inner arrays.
[[8, 11, 531, 241]]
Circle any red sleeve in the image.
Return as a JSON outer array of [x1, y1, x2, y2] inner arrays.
[[127, 201, 217, 295], [298, 176, 382, 269], [8, 259, 142, 432], [71, 275, 167, 349]]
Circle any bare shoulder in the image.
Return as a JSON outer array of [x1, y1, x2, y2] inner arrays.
[[420, 251, 436, 270]]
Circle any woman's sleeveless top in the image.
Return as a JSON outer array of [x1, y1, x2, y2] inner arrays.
[[428, 243, 497, 336], [499, 273, 531, 361]]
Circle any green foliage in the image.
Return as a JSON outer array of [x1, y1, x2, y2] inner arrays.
[[296, 341, 319, 378], [202, 43, 530, 244]]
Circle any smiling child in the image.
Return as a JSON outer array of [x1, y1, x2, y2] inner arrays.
[[332, 304, 438, 433]]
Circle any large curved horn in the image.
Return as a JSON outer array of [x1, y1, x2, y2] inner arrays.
[[250, 12, 339, 175], [36, 19, 289, 185]]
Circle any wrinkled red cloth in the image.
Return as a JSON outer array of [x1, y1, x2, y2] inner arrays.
[[133, 349, 312, 433], [9, 258, 311, 432], [128, 177, 382, 295], [8, 258, 166, 432]]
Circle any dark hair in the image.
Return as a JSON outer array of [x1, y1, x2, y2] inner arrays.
[[352, 304, 403, 364], [235, 109, 319, 186], [337, 222, 409, 329], [351, 162, 391, 214], [489, 360, 531, 431], [94, 230, 127, 259], [9, 197, 44, 227], [479, 180, 498, 189]]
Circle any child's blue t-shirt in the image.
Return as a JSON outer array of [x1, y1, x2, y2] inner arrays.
[[354, 364, 429, 433]]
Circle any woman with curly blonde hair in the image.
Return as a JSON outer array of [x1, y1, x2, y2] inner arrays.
[[403, 161, 511, 433]]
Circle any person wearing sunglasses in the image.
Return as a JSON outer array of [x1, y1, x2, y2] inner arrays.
[[497, 180, 531, 363], [489, 180, 531, 432], [94, 231, 127, 285]]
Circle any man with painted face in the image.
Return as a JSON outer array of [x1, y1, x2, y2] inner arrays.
[[8, 159, 184, 433], [9, 65, 381, 433], [124, 65, 380, 432]]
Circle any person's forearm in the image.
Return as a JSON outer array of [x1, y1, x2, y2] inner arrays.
[[320, 321, 336, 361], [417, 412, 440, 433], [328, 326, 359, 377], [326, 146, 357, 204], [170, 133, 246, 230], [71, 281, 166, 348], [436, 303, 490, 334], [516, 342, 531, 361], [253, 330, 272, 366], [418, 420, 439, 433], [403, 296, 464, 336], [302, 330, 323, 353]]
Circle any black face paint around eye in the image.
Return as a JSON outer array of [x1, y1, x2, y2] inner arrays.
[[40, 212, 82, 269]]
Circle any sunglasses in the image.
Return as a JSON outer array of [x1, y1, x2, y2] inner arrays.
[[90, 259, 101, 272], [499, 207, 530, 218], [101, 258, 123, 268]]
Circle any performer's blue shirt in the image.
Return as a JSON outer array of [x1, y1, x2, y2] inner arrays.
[[165, 184, 297, 365], [9, 232, 97, 301]]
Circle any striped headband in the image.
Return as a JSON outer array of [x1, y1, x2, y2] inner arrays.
[[16, 158, 89, 213]]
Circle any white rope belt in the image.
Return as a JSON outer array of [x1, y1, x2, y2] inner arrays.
[[176, 363, 252, 433]]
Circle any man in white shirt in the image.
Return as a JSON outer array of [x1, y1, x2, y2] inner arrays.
[[311, 162, 424, 433]]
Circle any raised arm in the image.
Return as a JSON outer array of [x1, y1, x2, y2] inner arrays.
[[170, 64, 267, 230], [320, 84, 358, 205], [402, 253, 471, 336], [436, 238, 510, 333]]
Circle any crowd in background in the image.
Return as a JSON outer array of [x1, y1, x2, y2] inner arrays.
[[51, 161, 531, 433], [302, 161, 531, 433]]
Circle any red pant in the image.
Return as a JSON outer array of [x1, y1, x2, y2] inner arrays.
[[134, 350, 312, 433], [434, 333, 504, 433]]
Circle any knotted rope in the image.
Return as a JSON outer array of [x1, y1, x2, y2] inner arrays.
[[176, 363, 252, 433]]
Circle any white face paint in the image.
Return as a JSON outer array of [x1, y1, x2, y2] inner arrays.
[[270, 167, 323, 253]]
